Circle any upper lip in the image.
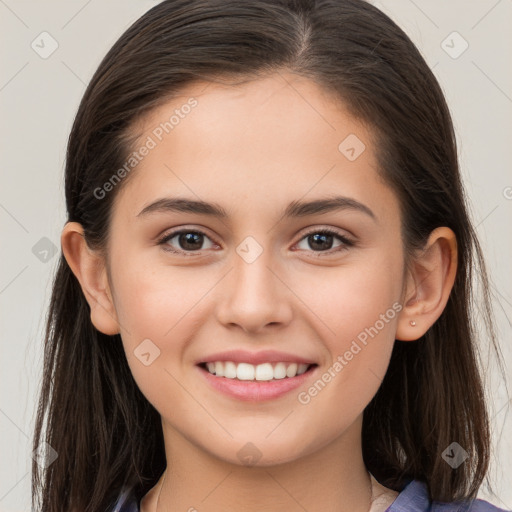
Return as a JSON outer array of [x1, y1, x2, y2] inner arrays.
[[196, 350, 317, 366]]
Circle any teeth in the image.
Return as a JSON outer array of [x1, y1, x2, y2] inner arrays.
[[273, 362, 287, 379], [224, 361, 237, 379], [203, 361, 311, 380], [255, 363, 273, 381], [297, 363, 308, 375], [286, 363, 297, 377], [213, 362, 224, 377], [237, 363, 255, 380]]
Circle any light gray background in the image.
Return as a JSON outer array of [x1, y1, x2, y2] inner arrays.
[[1, 1, 511, 511]]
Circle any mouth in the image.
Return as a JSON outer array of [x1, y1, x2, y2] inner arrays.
[[197, 361, 317, 380], [196, 361, 319, 402]]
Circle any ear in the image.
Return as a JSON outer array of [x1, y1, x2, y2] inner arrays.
[[395, 227, 458, 341], [60, 222, 120, 335]]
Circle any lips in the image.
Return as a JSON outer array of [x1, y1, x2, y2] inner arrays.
[[194, 349, 319, 401], [196, 349, 316, 366], [197, 363, 317, 401]]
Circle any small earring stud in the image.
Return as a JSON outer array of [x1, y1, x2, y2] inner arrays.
[[409, 320, 416, 326]]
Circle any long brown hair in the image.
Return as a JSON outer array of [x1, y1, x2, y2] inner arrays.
[[32, 0, 508, 510]]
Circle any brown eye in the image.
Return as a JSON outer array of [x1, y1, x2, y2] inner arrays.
[[295, 229, 354, 256], [158, 229, 216, 254]]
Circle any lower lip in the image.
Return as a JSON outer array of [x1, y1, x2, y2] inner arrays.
[[196, 364, 317, 402]]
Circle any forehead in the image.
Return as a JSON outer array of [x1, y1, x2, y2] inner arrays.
[[113, 72, 395, 223]]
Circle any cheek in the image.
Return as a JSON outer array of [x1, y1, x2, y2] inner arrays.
[[112, 268, 201, 413], [111, 257, 207, 342], [303, 253, 402, 408], [292, 250, 402, 409], [296, 253, 402, 343], [110, 253, 231, 386]]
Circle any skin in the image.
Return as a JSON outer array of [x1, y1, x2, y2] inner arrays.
[[62, 71, 457, 512]]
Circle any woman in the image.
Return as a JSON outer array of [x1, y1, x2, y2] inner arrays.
[[33, 1, 510, 511]]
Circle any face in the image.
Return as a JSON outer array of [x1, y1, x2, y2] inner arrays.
[[105, 72, 406, 466]]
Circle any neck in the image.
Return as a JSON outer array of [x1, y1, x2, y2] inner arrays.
[[146, 415, 376, 512]]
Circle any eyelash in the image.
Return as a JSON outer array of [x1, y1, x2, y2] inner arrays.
[[157, 227, 355, 258]]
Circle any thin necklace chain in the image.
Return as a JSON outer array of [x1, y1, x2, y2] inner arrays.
[[155, 469, 376, 512]]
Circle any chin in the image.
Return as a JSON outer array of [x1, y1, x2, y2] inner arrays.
[[201, 434, 316, 469]]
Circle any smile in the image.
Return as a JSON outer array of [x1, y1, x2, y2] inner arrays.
[[201, 361, 312, 380], [196, 362, 318, 402]]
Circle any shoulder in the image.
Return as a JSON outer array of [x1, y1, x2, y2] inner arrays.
[[109, 480, 511, 512], [386, 479, 511, 512], [110, 485, 140, 512]]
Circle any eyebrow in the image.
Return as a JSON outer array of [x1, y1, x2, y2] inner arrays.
[[136, 195, 376, 221]]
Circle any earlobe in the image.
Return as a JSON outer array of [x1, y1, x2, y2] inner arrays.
[[60, 222, 120, 336], [395, 227, 458, 341]]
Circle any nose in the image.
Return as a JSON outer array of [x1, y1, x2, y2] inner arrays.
[[215, 246, 293, 334]]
